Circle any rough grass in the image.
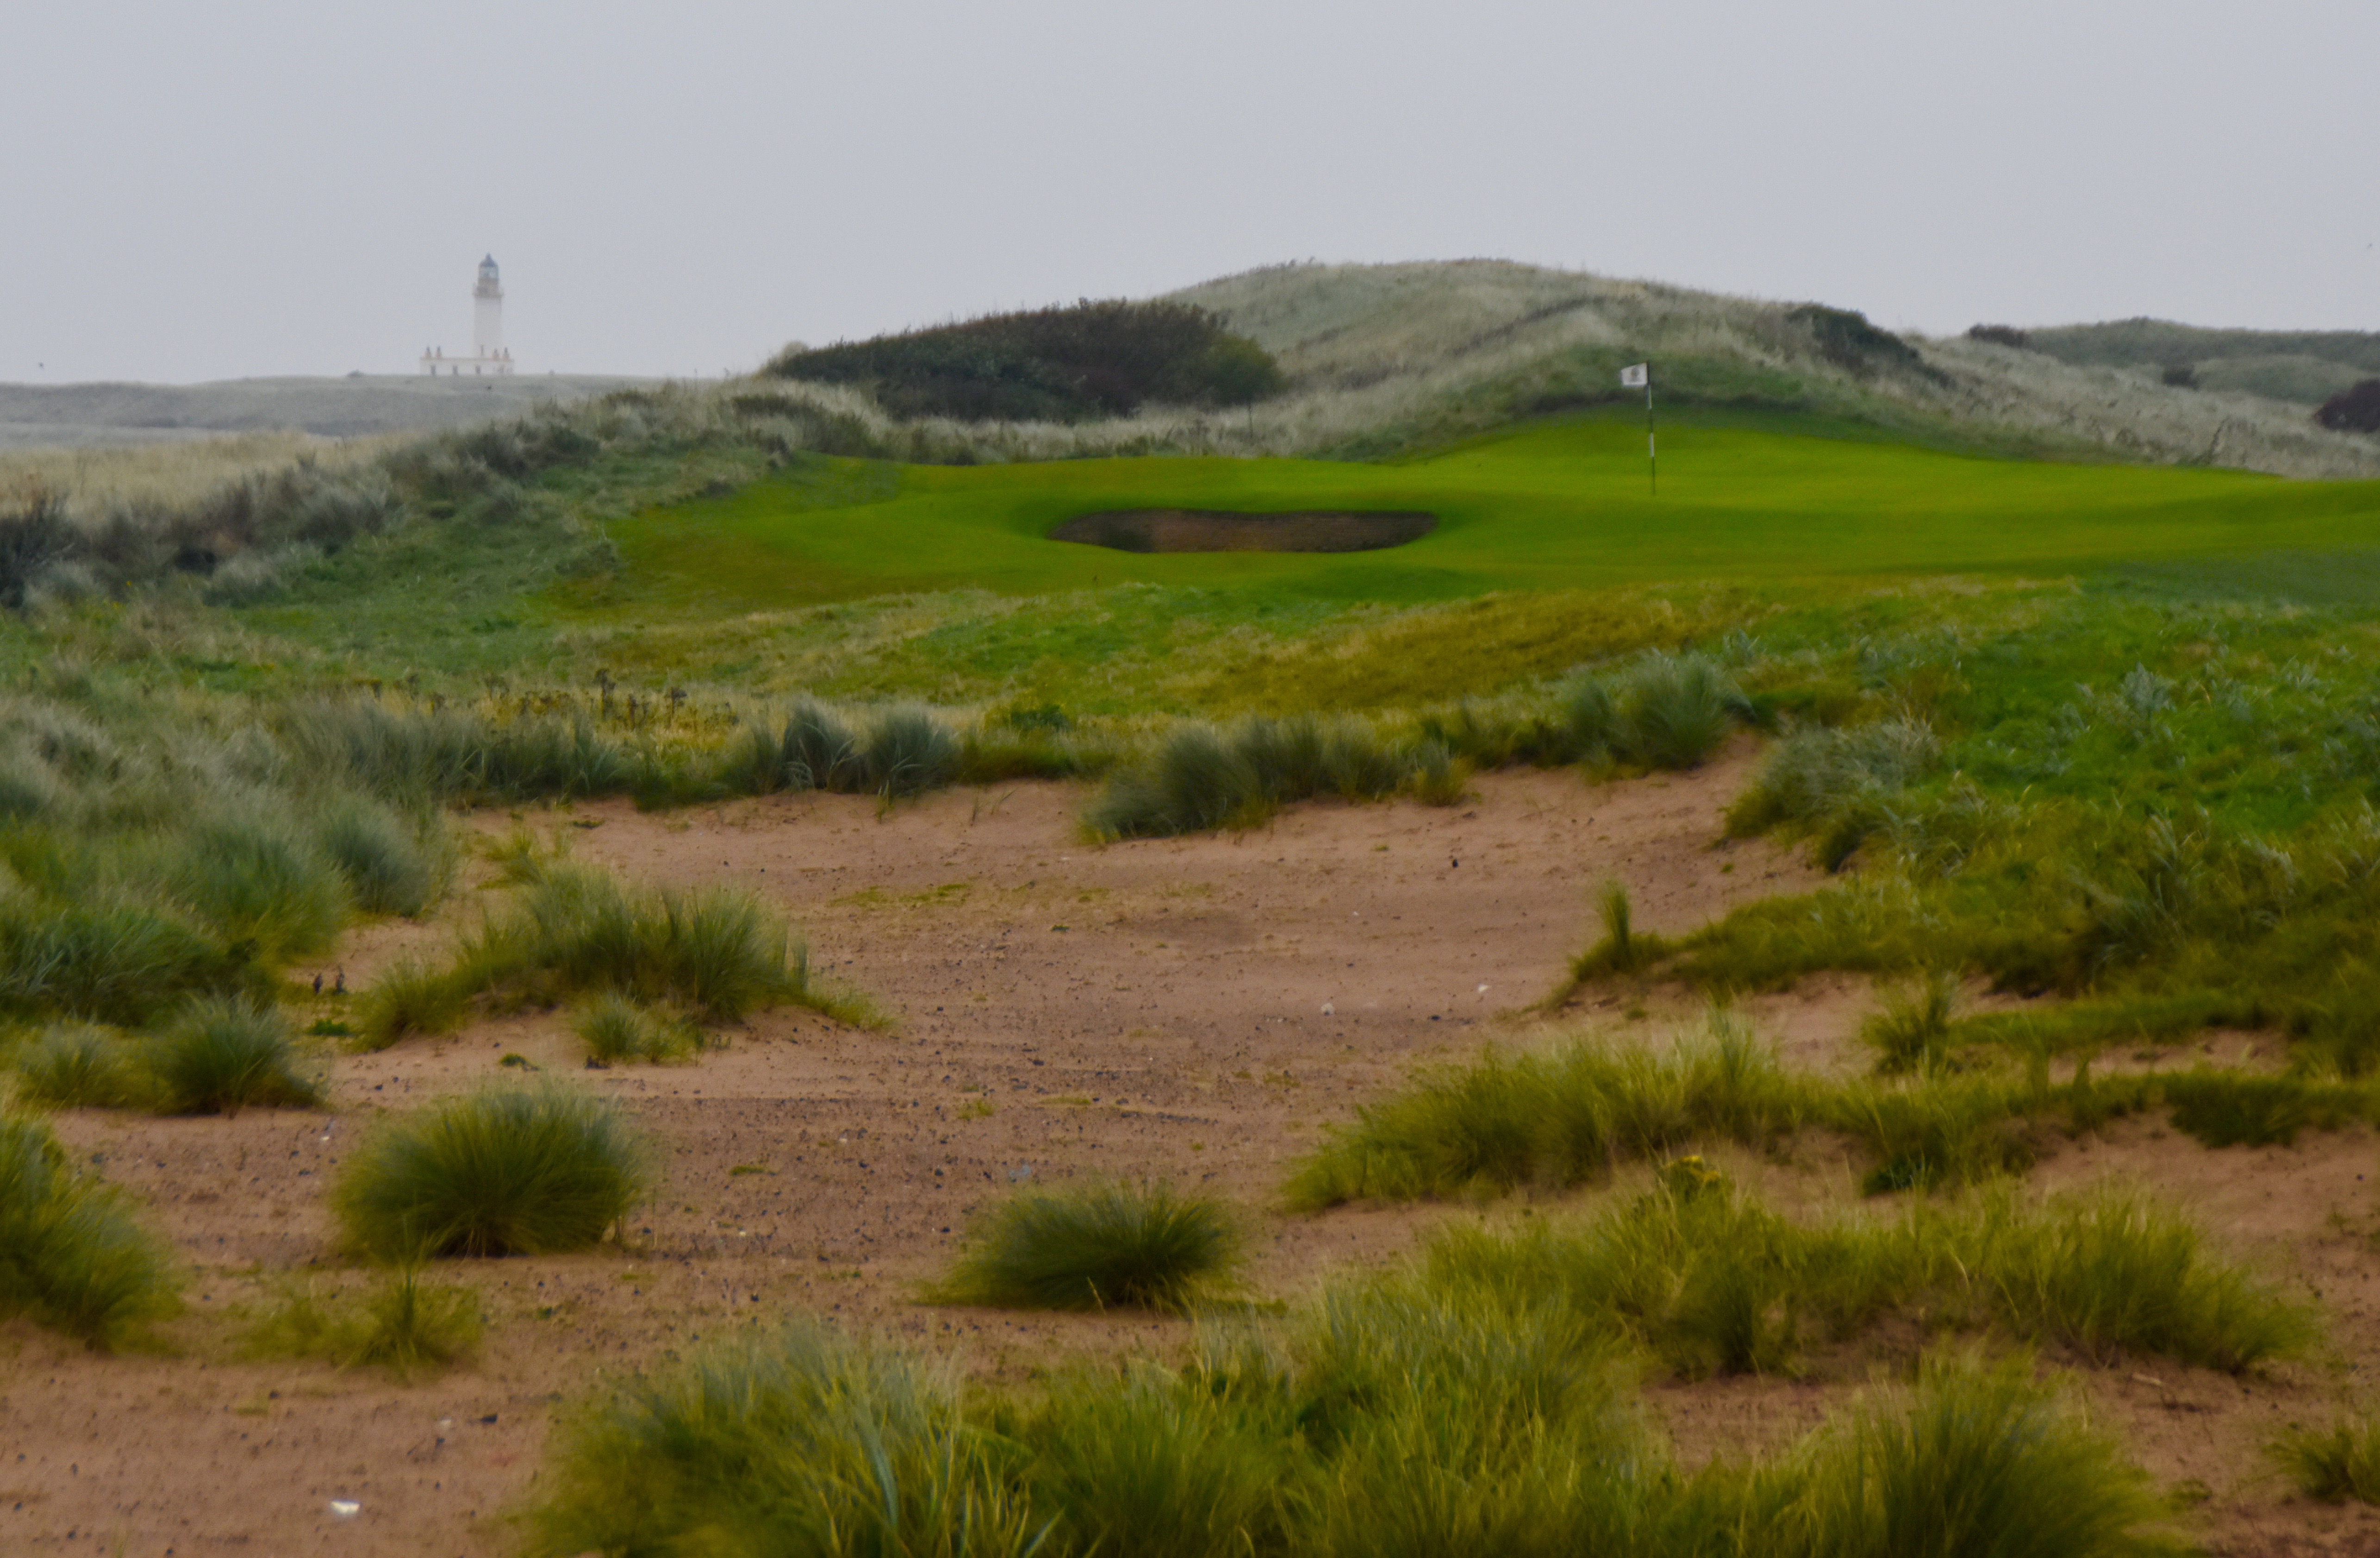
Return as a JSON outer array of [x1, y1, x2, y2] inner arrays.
[[1419, 1173, 2312, 1378], [147, 997, 323, 1115], [245, 1267, 482, 1378], [357, 859, 810, 1049], [525, 1296, 2182, 1558], [11, 1022, 150, 1109], [573, 992, 697, 1065], [0, 1112, 178, 1344], [526, 1321, 1042, 1558], [2272, 1416, 2380, 1504], [931, 1180, 1240, 1313], [332, 1083, 648, 1260]]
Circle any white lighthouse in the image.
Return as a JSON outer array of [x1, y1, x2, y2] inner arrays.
[[421, 255, 516, 375]]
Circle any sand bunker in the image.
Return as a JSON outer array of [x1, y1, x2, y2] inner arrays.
[[1049, 508, 1436, 553]]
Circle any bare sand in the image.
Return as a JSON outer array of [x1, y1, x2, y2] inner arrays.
[[5, 754, 2374, 1555]]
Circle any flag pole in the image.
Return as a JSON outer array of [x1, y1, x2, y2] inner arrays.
[[1646, 363, 1656, 499]]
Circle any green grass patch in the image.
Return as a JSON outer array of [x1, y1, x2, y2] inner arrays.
[[2272, 1415, 2380, 1504], [244, 1267, 482, 1378], [147, 997, 324, 1115], [332, 1082, 648, 1260], [930, 1179, 1239, 1313]]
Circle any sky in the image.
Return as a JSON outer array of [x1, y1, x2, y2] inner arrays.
[[4, 0, 2374, 384]]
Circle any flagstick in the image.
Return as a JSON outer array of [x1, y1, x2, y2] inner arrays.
[[1646, 366, 1657, 498]]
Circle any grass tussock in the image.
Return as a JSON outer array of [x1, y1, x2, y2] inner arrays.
[[1419, 1172, 2311, 1377], [524, 1304, 2182, 1558], [1861, 970, 1962, 1074], [2272, 1415, 2380, 1504], [932, 1179, 1239, 1313], [147, 997, 323, 1115], [357, 858, 813, 1049], [527, 1321, 1042, 1558], [1750, 1351, 2183, 1558], [11, 1022, 150, 1109], [572, 992, 698, 1065], [1284, 1014, 1799, 1209], [0, 1112, 178, 1344], [332, 1082, 648, 1260], [246, 1267, 482, 1378]]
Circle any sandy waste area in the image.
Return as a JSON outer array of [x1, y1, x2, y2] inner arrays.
[[6, 748, 2379, 1555]]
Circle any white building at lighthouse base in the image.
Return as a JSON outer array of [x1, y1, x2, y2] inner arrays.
[[420, 345, 514, 376]]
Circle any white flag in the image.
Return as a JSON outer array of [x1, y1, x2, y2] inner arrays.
[[1619, 363, 1649, 388]]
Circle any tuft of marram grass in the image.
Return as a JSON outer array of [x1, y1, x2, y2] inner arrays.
[[148, 997, 324, 1115], [932, 1179, 1239, 1313], [333, 1082, 648, 1260], [166, 811, 350, 963], [11, 1022, 150, 1109], [246, 1266, 482, 1379], [2273, 1415, 2380, 1505], [314, 794, 451, 917], [526, 1321, 1041, 1558], [1286, 1015, 1801, 1209], [1754, 1350, 2183, 1558], [356, 860, 813, 1049], [0, 1112, 178, 1344], [573, 992, 695, 1065], [1861, 969, 1962, 1075]]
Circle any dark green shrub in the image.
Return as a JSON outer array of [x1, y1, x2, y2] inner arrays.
[[333, 1083, 648, 1259], [932, 1180, 1239, 1313], [768, 299, 1283, 422], [148, 997, 323, 1115], [0, 1112, 178, 1344]]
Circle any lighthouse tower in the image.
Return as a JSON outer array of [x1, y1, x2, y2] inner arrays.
[[420, 255, 516, 375], [473, 256, 504, 358]]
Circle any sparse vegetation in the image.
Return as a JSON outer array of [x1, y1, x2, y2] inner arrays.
[[245, 1267, 482, 1378], [572, 992, 696, 1065], [932, 1179, 1239, 1313], [332, 1082, 648, 1259]]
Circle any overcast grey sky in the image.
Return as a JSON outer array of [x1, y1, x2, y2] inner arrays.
[[5, 0, 2373, 384]]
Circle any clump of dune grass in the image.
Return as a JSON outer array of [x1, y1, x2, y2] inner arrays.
[[1016, 1364, 1292, 1558], [573, 992, 696, 1065], [332, 1082, 648, 1260], [2272, 1415, 2380, 1504], [148, 997, 323, 1114], [526, 1321, 1040, 1558], [246, 1267, 482, 1378], [1607, 650, 1753, 769], [11, 1022, 150, 1109], [1726, 718, 1941, 869], [1754, 1351, 2181, 1558], [0, 897, 244, 1028], [932, 1179, 1239, 1312], [1861, 969, 1962, 1074], [166, 811, 350, 963], [1286, 1015, 1801, 1209], [1560, 879, 1676, 990], [0, 1112, 178, 1344], [1084, 714, 1435, 840], [357, 859, 813, 1049], [1415, 1175, 2312, 1378], [1960, 1184, 2318, 1371], [1826, 1073, 2034, 1194], [313, 795, 450, 916]]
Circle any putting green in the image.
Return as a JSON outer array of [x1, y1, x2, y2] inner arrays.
[[604, 408, 2380, 611]]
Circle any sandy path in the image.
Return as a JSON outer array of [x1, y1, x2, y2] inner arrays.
[[5, 754, 2372, 1555]]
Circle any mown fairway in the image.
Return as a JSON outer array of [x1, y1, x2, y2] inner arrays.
[[607, 408, 2380, 611]]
